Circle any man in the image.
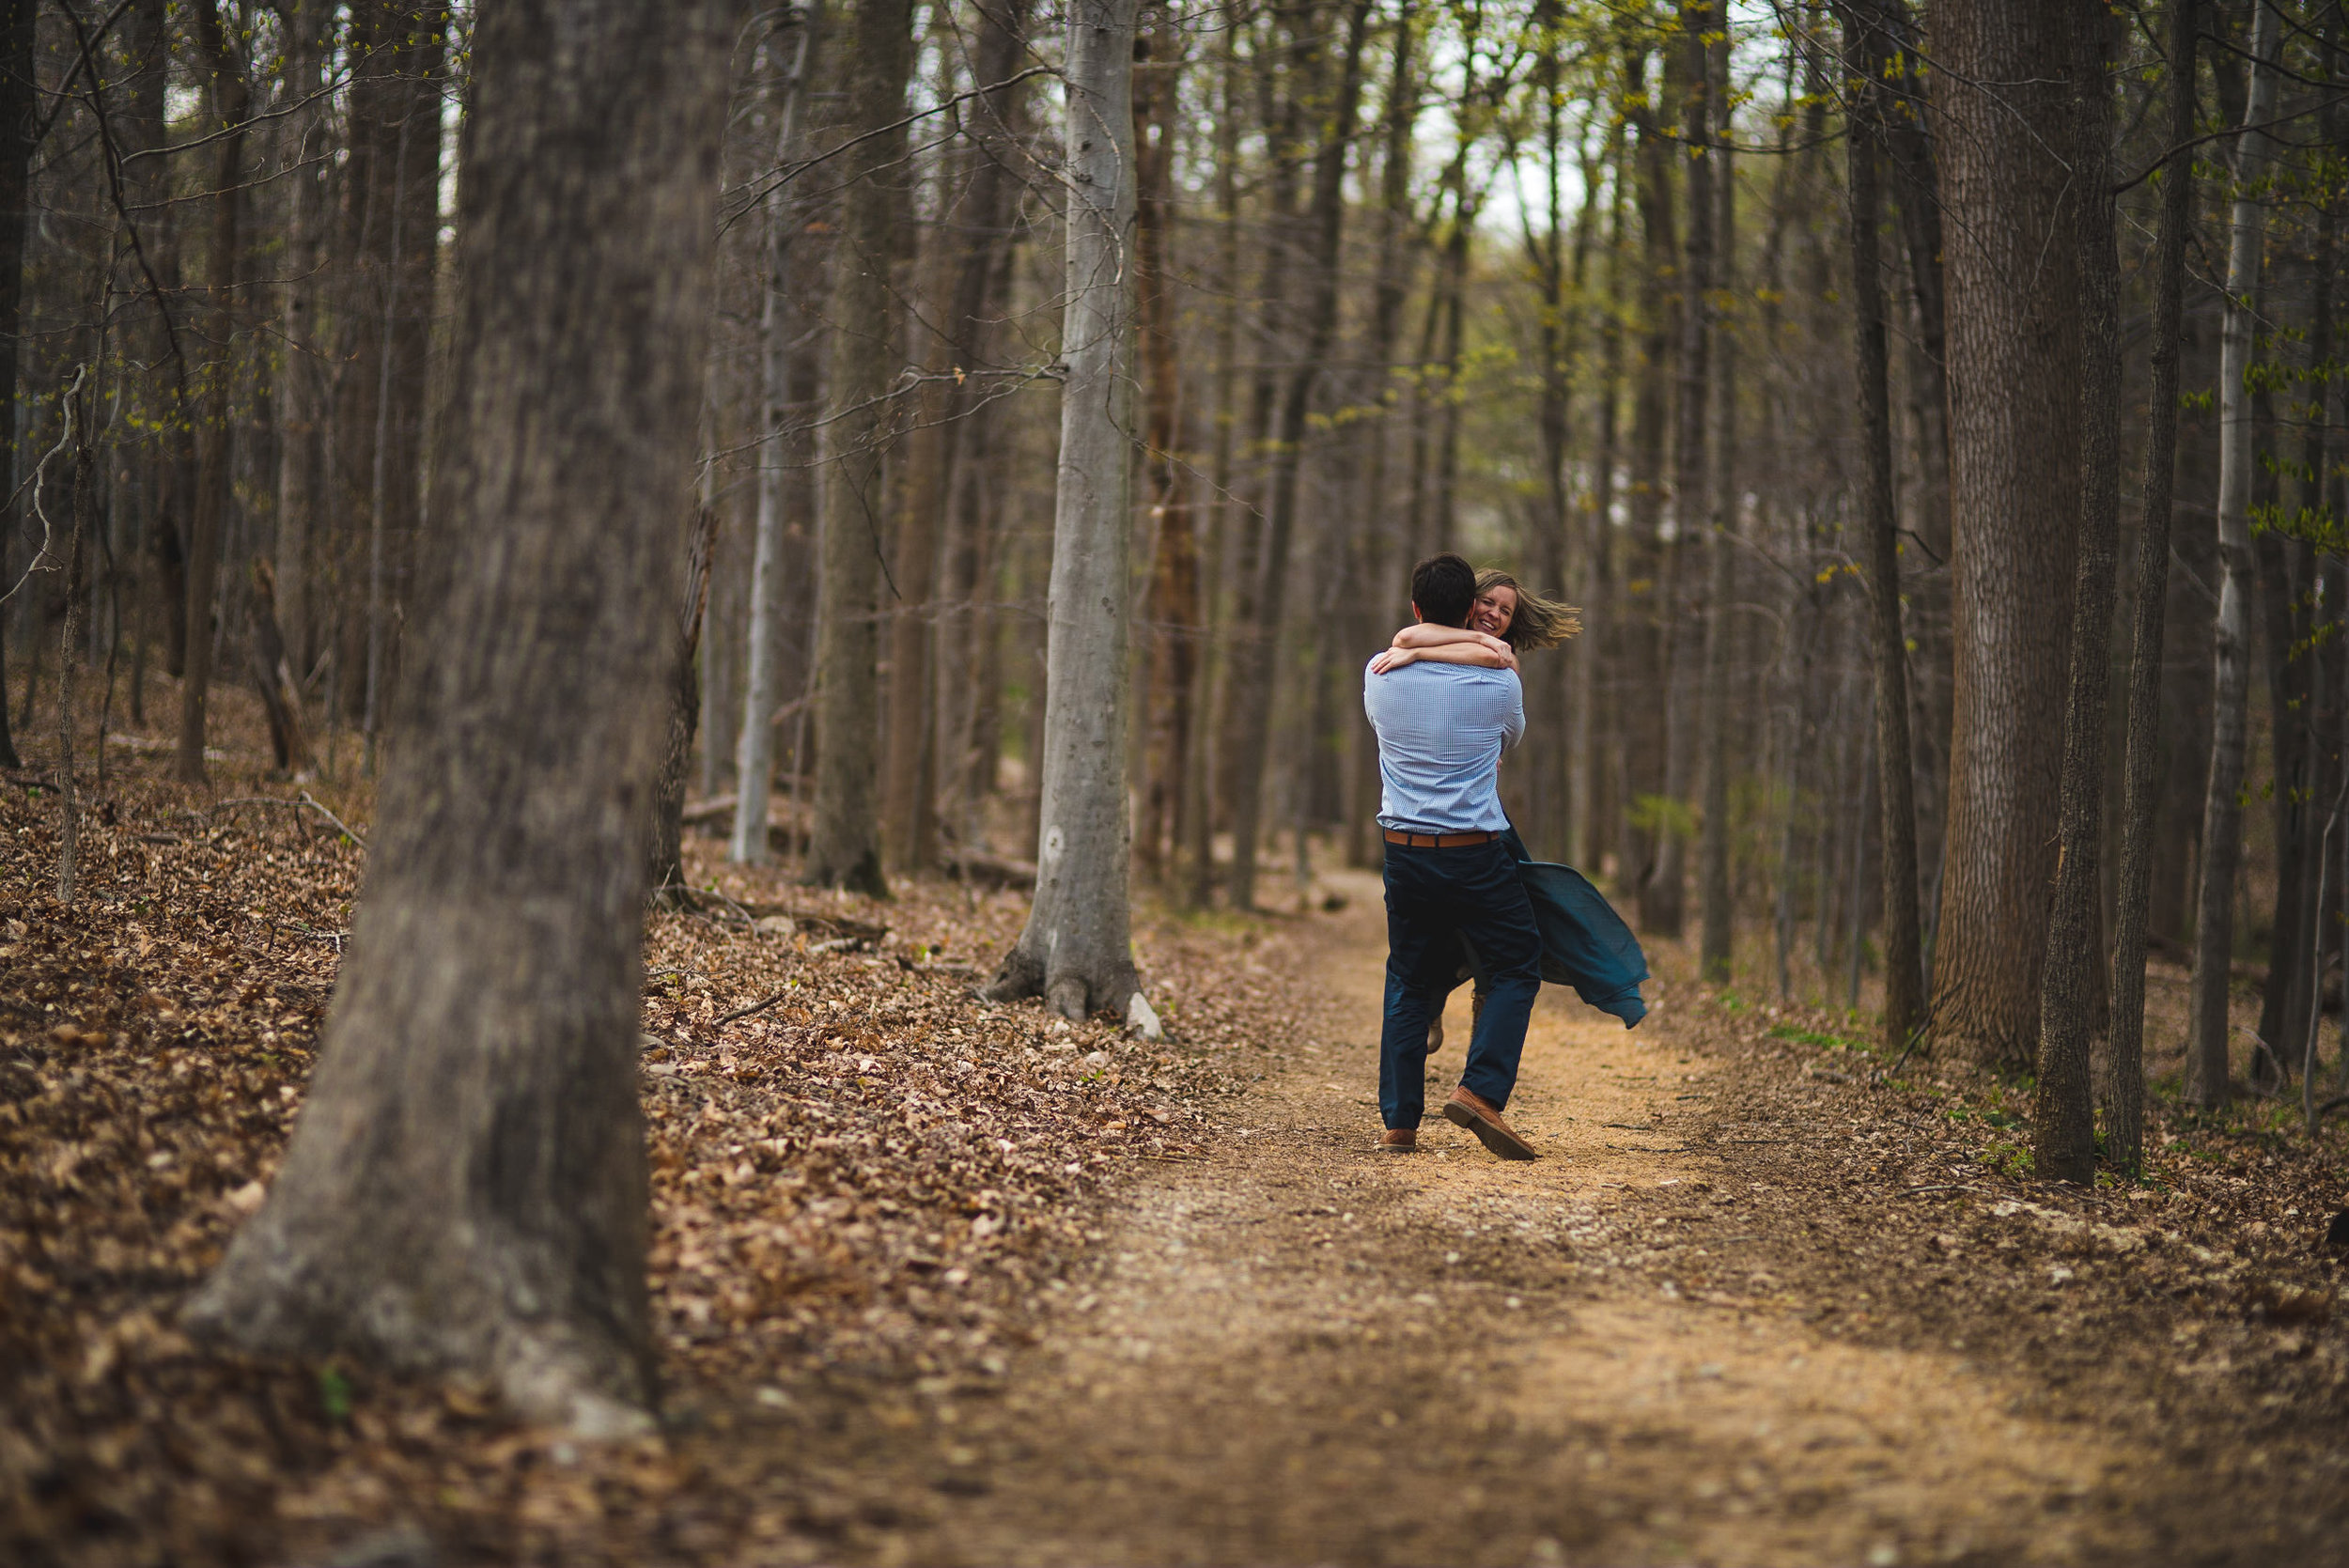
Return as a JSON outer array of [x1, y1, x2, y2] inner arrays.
[[1362, 552, 1544, 1160]]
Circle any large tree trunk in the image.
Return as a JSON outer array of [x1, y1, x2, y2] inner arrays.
[[0, 0, 34, 770], [732, 8, 820, 867], [1218, 0, 1375, 910], [2186, 0, 2280, 1108], [1835, 0, 1926, 1047], [985, 0, 1155, 1029], [176, 2, 254, 785], [805, 0, 916, 895], [185, 0, 728, 1432], [2107, 0, 2198, 1173], [1923, 0, 2085, 1072], [2033, 8, 2121, 1185]]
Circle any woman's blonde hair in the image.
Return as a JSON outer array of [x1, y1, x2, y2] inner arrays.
[[1474, 567, 1581, 649]]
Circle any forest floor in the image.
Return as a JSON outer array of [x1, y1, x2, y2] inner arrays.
[[7, 683, 2349, 1566]]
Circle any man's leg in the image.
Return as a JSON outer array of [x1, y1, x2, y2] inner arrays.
[[1448, 842, 1545, 1112], [1379, 846, 1458, 1131]]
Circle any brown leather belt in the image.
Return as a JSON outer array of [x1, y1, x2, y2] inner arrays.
[[1382, 829, 1499, 848]]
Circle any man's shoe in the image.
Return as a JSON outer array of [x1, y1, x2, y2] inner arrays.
[[1442, 1085, 1538, 1161], [1424, 1014, 1444, 1056], [1378, 1127, 1418, 1154]]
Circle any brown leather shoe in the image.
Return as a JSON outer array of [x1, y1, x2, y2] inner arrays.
[[1378, 1127, 1418, 1154], [1442, 1085, 1538, 1160], [1424, 1013, 1444, 1056]]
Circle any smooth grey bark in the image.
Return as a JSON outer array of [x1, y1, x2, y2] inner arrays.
[[1836, 0, 1926, 1048], [185, 0, 729, 1432], [2106, 0, 2199, 1175], [2186, 0, 2279, 1109], [733, 11, 817, 867], [805, 0, 916, 896], [985, 0, 1155, 1032], [2033, 12, 2120, 1185]]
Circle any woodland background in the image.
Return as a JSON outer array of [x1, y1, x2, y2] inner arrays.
[[2, 0, 2343, 1131]]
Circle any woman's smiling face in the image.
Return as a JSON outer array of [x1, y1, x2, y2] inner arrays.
[[1471, 585, 1518, 640]]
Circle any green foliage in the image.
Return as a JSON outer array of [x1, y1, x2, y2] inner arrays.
[[317, 1365, 355, 1424], [1979, 1140, 2034, 1180], [1765, 1022, 1870, 1055], [1626, 792, 1696, 843]]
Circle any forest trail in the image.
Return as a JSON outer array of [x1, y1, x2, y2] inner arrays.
[[753, 874, 2170, 1567]]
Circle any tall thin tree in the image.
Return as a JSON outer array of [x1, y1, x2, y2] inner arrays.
[[985, 0, 1159, 1032], [2034, 6, 2122, 1185], [2186, 0, 2280, 1107], [1835, 0, 1925, 1048], [805, 0, 918, 894]]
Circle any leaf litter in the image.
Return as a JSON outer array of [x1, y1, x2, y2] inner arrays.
[[0, 691, 1303, 1567]]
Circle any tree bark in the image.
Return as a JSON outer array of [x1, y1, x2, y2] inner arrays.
[[805, 0, 917, 895], [176, 1, 254, 785], [2108, 0, 2197, 1171], [185, 0, 728, 1432], [1696, 25, 1736, 983], [1219, 0, 1375, 910], [985, 0, 1154, 1030], [0, 0, 33, 770], [1923, 0, 2085, 1072], [1646, 1, 1714, 941], [648, 507, 718, 897], [2186, 0, 2279, 1109], [1835, 0, 1926, 1047], [1135, 21, 1194, 884], [732, 9, 820, 867], [273, 0, 331, 678], [2033, 8, 2121, 1185]]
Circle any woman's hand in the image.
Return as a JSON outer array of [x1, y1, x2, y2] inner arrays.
[[1373, 639, 1514, 674]]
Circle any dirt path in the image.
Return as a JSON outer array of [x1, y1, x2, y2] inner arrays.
[[721, 876, 2202, 1568]]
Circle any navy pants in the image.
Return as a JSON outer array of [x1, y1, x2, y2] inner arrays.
[[1378, 839, 1543, 1130]]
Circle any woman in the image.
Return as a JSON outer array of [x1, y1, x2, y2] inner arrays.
[[1371, 568, 1582, 1054], [1370, 567, 1580, 675]]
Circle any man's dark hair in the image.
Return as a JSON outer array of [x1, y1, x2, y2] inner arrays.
[[1409, 552, 1477, 629]]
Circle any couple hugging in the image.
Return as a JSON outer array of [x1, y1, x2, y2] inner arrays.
[[1362, 551, 1649, 1161]]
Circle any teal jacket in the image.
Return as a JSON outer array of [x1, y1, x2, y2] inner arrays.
[[1457, 829, 1650, 1029]]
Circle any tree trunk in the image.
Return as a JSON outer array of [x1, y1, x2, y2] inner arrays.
[[2114, 0, 2199, 1169], [1135, 21, 1195, 883], [1835, 0, 1926, 1047], [1219, 0, 1375, 910], [0, 0, 33, 770], [1923, 0, 2085, 1072], [732, 9, 820, 867], [2186, 0, 2279, 1109], [1647, 3, 1714, 941], [185, 0, 728, 1432], [177, 1, 254, 786], [273, 0, 331, 677], [1695, 26, 1736, 983], [805, 0, 917, 895], [648, 507, 718, 897], [246, 562, 316, 777], [985, 0, 1154, 1029], [2033, 8, 2120, 1185]]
